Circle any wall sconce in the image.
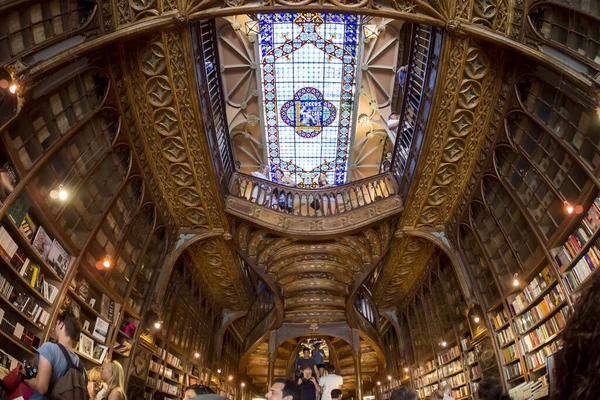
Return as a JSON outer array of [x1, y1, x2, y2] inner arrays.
[[404, 367, 409, 373], [241, 383, 246, 388], [473, 315, 480, 324], [376, 381, 381, 386], [50, 184, 68, 201], [153, 321, 162, 329], [440, 341, 447, 347], [195, 352, 200, 358], [217, 369, 222, 374], [245, 20, 260, 37], [387, 375, 392, 380], [363, 25, 379, 40], [95, 255, 111, 270], [228, 375, 233, 381]]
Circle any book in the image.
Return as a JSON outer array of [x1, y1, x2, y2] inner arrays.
[[7, 192, 31, 226], [78, 333, 94, 358], [93, 317, 110, 342], [47, 239, 71, 278], [31, 226, 52, 260], [93, 344, 108, 363], [19, 214, 36, 241], [74, 279, 90, 302], [100, 294, 111, 321], [0, 160, 18, 203]]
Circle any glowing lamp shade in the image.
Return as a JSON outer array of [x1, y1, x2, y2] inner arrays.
[[363, 24, 379, 39]]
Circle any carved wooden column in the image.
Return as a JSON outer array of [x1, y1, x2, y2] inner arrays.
[[268, 330, 278, 389], [352, 329, 362, 400]]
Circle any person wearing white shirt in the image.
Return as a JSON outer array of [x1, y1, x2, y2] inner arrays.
[[442, 385, 453, 400], [318, 365, 343, 400]]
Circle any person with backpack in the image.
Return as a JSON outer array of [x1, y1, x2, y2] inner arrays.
[[24, 307, 88, 400]]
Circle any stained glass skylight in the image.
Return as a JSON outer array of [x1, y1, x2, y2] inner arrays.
[[258, 13, 360, 186]]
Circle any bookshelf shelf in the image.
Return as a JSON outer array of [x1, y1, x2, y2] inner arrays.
[[68, 289, 110, 323], [499, 339, 515, 349], [439, 354, 461, 366], [73, 347, 101, 365], [503, 358, 520, 366], [125, 306, 142, 320], [518, 301, 567, 335], [82, 329, 106, 345], [559, 226, 600, 273], [1, 256, 53, 306], [452, 382, 467, 389], [1, 216, 65, 283], [530, 364, 547, 373], [507, 374, 524, 383], [493, 321, 509, 332], [118, 330, 134, 339], [440, 368, 464, 378], [0, 329, 36, 356], [512, 280, 558, 317], [524, 333, 559, 355], [0, 294, 45, 331]]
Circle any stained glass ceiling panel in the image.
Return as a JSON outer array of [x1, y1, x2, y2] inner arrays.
[[258, 12, 360, 186]]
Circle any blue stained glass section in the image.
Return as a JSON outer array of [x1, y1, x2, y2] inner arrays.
[[258, 12, 359, 186]]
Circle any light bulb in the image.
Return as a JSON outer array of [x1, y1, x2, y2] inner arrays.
[[58, 187, 68, 200], [228, 375, 233, 381], [376, 381, 381, 386], [217, 369, 222, 374], [512, 274, 520, 287], [154, 321, 161, 329], [195, 352, 200, 358], [567, 205, 574, 214], [9, 84, 17, 94], [441, 341, 447, 347], [388, 375, 392, 380], [241, 383, 246, 387], [404, 368, 409, 372], [474, 316, 480, 323]]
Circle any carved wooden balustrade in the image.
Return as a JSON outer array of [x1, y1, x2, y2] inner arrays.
[[245, 289, 275, 335], [229, 172, 397, 217], [355, 285, 379, 330]]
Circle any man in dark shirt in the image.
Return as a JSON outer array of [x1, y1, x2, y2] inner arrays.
[[297, 366, 320, 400], [297, 348, 319, 379]]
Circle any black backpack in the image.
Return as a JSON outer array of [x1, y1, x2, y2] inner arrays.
[[48, 343, 89, 400]]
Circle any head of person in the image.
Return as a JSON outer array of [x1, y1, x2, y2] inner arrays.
[[302, 366, 312, 378], [275, 168, 284, 180], [477, 378, 509, 400], [431, 391, 443, 400], [443, 385, 452, 395], [314, 341, 321, 349], [55, 307, 81, 341], [266, 378, 300, 400], [101, 360, 125, 392], [88, 366, 102, 383], [331, 389, 342, 400], [318, 174, 328, 186], [326, 364, 335, 374], [261, 164, 270, 175], [302, 347, 311, 359], [390, 387, 418, 400], [184, 384, 215, 400], [554, 269, 600, 399], [389, 113, 399, 120]]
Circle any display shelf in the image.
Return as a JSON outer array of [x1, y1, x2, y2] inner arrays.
[[503, 357, 520, 366], [73, 347, 101, 365], [1, 215, 66, 283], [440, 354, 461, 366], [493, 321, 509, 332], [68, 289, 110, 323], [0, 329, 36, 356], [518, 301, 567, 335], [81, 329, 106, 345], [0, 256, 53, 306], [531, 364, 547, 373], [442, 368, 464, 378], [512, 280, 558, 318], [0, 294, 45, 330], [507, 374, 524, 382], [559, 227, 600, 273], [499, 339, 515, 349], [524, 333, 559, 355]]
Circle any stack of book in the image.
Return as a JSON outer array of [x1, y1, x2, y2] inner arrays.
[[553, 194, 600, 270], [510, 267, 553, 314], [513, 286, 565, 333]]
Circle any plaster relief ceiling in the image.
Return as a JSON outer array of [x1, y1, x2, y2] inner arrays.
[[217, 14, 403, 187]]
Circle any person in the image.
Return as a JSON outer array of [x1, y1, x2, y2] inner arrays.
[[397, 65, 408, 88], [477, 378, 510, 400], [272, 168, 296, 213], [442, 385, 453, 400], [266, 378, 300, 400], [553, 268, 600, 400], [87, 366, 103, 398], [317, 175, 336, 216], [381, 151, 393, 173], [94, 360, 126, 400], [390, 387, 418, 400], [330, 389, 342, 400], [24, 307, 87, 400], [311, 341, 325, 377], [184, 384, 228, 400], [387, 113, 400, 132], [318, 364, 343, 400], [250, 164, 270, 202], [431, 390, 443, 400], [297, 366, 320, 400], [298, 348, 319, 379]]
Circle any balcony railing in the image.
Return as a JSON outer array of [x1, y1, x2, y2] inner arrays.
[[192, 20, 235, 197], [229, 172, 397, 217], [392, 25, 443, 198], [355, 285, 379, 330]]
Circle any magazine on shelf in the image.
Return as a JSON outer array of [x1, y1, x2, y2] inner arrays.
[[93, 317, 110, 342], [0, 160, 17, 204], [93, 344, 108, 363], [31, 226, 52, 259], [47, 239, 71, 278]]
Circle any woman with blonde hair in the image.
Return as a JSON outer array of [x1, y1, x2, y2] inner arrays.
[[95, 360, 127, 400], [87, 366, 103, 397]]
